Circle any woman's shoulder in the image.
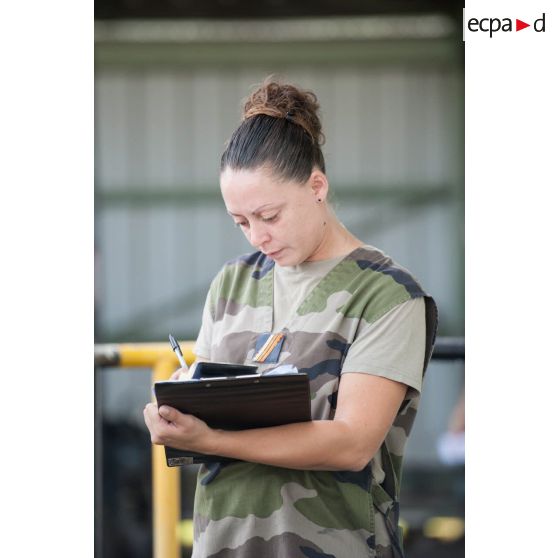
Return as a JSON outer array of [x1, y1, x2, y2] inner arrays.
[[218, 250, 274, 278], [208, 250, 274, 293], [343, 244, 427, 299], [337, 245, 437, 335], [223, 250, 273, 270], [346, 244, 403, 270]]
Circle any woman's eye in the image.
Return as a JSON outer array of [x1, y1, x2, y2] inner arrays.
[[234, 221, 249, 228], [262, 214, 278, 223]]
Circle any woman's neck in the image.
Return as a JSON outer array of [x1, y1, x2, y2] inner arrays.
[[306, 211, 363, 262]]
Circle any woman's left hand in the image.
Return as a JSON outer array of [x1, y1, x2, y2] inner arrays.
[[143, 403, 213, 452]]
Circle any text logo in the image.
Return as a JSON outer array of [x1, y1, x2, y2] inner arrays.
[[467, 13, 546, 38]]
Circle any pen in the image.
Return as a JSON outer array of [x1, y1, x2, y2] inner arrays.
[[169, 334, 188, 369]]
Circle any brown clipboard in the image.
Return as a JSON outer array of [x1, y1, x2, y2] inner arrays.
[[153, 372, 311, 466]]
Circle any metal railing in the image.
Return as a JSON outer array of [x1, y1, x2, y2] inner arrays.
[[95, 341, 196, 558], [94, 336, 464, 558]]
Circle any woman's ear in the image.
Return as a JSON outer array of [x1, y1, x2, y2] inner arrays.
[[309, 170, 329, 202]]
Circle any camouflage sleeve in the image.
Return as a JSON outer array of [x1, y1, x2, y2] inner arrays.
[[193, 289, 213, 360], [193, 271, 223, 360], [341, 297, 426, 395]]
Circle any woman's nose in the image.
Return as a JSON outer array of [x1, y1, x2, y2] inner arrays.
[[248, 222, 271, 248]]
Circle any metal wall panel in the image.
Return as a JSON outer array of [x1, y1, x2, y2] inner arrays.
[[95, 66, 462, 187]]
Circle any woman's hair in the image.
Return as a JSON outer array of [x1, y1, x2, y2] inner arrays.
[[220, 76, 326, 183]]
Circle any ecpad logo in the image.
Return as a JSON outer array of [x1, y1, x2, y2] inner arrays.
[[467, 13, 546, 38]]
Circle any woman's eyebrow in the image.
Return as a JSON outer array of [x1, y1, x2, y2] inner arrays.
[[228, 203, 283, 217], [252, 203, 277, 214]]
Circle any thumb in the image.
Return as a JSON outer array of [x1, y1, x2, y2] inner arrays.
[[158, 405, 178, 422]]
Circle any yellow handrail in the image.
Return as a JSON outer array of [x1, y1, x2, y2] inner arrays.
[[95, 341, 196, 558]]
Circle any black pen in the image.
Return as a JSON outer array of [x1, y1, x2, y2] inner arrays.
[[169, 334, 187, 369]]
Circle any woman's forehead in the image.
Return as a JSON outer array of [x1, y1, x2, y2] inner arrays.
[[221, 168, 303, 212], [220, 166, 282, 189]]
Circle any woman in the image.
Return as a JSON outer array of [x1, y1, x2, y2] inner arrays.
[[144, 77, 438, 558]]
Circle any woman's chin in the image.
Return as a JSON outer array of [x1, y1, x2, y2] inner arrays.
[[269, 248, 294, 265]]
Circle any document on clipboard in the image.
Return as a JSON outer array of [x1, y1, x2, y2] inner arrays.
[[153, 366, 311, 467]]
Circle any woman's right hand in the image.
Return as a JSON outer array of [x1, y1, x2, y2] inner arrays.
[[169, 359, 204, 380], [170, 366, 190, 381]]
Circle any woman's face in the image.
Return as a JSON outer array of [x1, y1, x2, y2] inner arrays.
[[220, 166, 328, 266]]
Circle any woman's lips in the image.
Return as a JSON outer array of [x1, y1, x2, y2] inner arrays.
[[266, 249, 283, 258]]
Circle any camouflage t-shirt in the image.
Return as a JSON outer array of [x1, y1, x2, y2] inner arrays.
[[192, 246, 437, 558]]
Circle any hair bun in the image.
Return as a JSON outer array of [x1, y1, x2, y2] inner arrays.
[[243, 76, 325, 146]]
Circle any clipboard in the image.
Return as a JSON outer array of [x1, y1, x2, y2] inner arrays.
[[153, 371, 311, 466]]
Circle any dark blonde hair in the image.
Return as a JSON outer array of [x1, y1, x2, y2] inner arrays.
[[220, 76, 326, 183]]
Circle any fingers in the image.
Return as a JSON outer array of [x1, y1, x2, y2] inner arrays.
[[143, 403, 183, 429], [143, 403, 208, 451], [170, 366, 187, 381], [143, 402, 157, 429], [158, 405, 178, 422], [143, 403, 172, 445], [143, 402, 173, 424]]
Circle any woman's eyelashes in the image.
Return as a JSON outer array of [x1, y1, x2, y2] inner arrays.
[[261, 214, 278, 223], [233, 214, 279, 228]]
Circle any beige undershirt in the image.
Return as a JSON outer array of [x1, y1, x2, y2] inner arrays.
[[272, 255, 344, 332]]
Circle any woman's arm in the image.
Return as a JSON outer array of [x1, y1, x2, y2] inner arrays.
[[144, 371, 407, 471]]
